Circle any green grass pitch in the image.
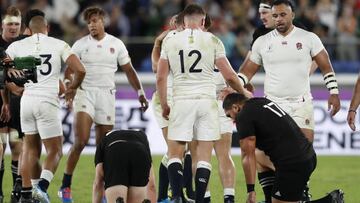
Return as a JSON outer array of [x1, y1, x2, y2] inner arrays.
[[0, 155, 359, 202]]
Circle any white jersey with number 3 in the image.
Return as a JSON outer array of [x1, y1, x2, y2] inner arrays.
[[160, 28, 226, 100], [6, 33, 73, 97], [250, 26, 324, 100]]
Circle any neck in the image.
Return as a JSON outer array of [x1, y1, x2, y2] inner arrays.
[[93, 31, 105, 41], [279, 24, 294, 36], [2, 34, 13, 42]]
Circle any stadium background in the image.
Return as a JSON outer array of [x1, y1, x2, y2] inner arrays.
[[1, 0, 360, 202]]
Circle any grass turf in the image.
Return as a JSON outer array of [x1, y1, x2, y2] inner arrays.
[[0, 155, 358, 202]]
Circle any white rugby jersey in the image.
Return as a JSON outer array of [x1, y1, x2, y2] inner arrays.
[[250, 26, 324, 100], [160, 28, 226, 99], [72, 33, 130, 89], [6, 33, 72, 97]]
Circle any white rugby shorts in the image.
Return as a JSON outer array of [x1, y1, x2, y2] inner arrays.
[[217, 100, 233, 134], [74, 88, 116, 125], [20, 95, 62, 139], [168, 99, 220, 142]]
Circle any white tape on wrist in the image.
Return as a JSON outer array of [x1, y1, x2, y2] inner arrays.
[[138, 89, 145, 97], [323, 72, 339, 94], [237, 73, 249, 87]]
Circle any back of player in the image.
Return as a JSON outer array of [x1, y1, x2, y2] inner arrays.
[[7, 33, 69, 99], [163, 28, 219, 100], [235, 97, 315, 166]]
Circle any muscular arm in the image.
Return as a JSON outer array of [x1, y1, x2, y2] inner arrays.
[[238, 51, 261, 81], [347, 74, 360, 131], [313, 49, 341, 116], [156, 58, 170, 119], [240, 136, 257, 202], [92, 163, 105, 203], [151, 30, 169, 73], [65, 54, 86, 90], [121, 62, 144, 92], [216, 57, 252, 97]]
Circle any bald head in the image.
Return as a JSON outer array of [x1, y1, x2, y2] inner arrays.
[[29, 16, 48, 34]]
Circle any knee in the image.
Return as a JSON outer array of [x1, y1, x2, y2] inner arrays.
[[73, 139, 87, 152], [48, 146, 63, 159]]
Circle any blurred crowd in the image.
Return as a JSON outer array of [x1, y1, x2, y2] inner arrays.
[[1, 0, 360, 72]]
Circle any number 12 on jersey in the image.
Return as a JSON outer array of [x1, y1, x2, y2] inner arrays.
[[178, 50, 202, 73], [263, 102, 286, 117]]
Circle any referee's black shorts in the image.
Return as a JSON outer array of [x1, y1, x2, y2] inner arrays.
[[272, 155, 317, 201], [103, 141, 151, 189]]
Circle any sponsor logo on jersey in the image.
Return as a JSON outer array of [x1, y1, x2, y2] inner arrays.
[[97, 44, 102, 48], [107, 116, 111, 121], [281, 41, 287, 45], [82, 105, 86, 108], [110, 47, 115, 54], [296, 42, 302, 50]]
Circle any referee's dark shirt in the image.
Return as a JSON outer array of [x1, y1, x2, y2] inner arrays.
[[95, 130, 152, 166], [235, 98, 315, 166]]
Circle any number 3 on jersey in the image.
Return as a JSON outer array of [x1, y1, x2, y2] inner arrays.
[[263, 102, 286, 117], [179, 50, 202, 73], [39, 54, 52, 75]]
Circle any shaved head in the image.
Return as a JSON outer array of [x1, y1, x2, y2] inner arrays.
[[29, 16, 48, 34]]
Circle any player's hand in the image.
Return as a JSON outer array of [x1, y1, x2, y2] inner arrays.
[[218, 87, 236, 100], [347, 110, 357, 131], [328, 94, 340, 116], [0, 103, 10, 122], [7, 68, 24, 78], [162, 104, 170, 120], [244, 82, 255, 93], [243, 88, 254, 99], [139, 95, 149, 112], [246, 191, 256, 203], [65, 88, 77, 110], [5, 82, 24, 96]]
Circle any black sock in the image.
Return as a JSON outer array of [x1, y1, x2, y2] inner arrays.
[[258, 170, 275, 203], [21, 187, 32, 199], [195, 166, 211, 203], [38, 178, 50, 192], [11, 160, 19, 186], [167, 160, 183, 199], [61, 173, 72, 188], [0, 159, 4, 196], [224, 194, 234, 202], [157, 162, 169, 201], [183, 154, 195, 199]]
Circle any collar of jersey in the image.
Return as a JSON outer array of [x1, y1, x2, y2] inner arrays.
[[275, 26, 297, 38]]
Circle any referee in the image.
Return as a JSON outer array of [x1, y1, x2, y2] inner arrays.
[[93, 130, 152, 203]]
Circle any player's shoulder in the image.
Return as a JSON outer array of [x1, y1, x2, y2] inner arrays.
[[294, 26, 318, 38]]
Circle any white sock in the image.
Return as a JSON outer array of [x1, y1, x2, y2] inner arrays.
[[40, 169, 54, 183]]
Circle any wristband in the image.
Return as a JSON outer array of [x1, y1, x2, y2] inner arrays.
[[349, 109, 357, 114], [323, 72, 339, 94], [138, 89, 145, 97], [247, 184, 255, 193], [237, 73, 249, 86], [63, 79, 71, 85]]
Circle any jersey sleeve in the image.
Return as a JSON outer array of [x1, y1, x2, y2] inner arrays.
[[5, 42, 17, 59], [159, 37, 169, 60], [60, 42, 74, 62], [213, 35, 226, 59], [94, 138, 105, 166], [235, 107, 255, 139], [71, 40, 82, 57], [309, 32, 325, 57], [249, 37, 263, 66], [117, 40, 131, 66]]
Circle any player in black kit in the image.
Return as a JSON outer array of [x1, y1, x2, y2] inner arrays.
[[223, 93, 344, 203], [93, 130, 152, 203]]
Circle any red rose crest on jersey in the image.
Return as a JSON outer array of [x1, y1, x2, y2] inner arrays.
[[296, 42, 302, 50], [110, 47, 115, 54]]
